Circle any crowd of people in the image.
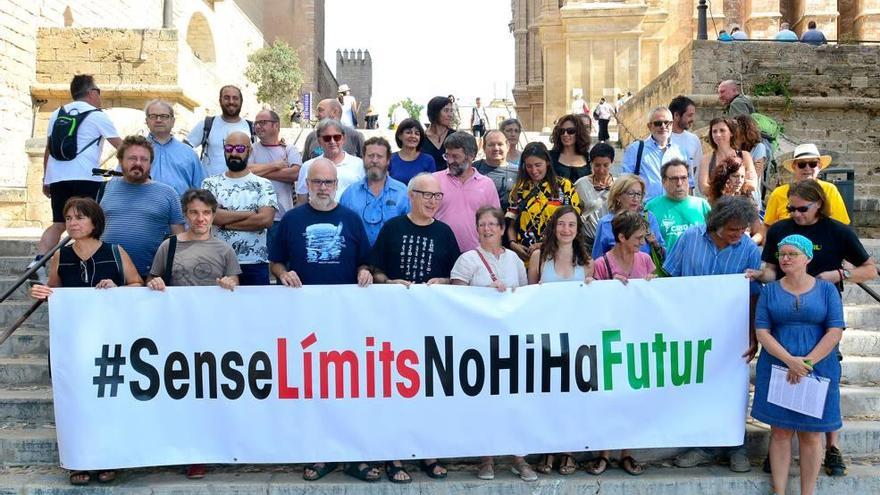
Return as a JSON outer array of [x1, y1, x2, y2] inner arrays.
[[27, 74, 876, 494]]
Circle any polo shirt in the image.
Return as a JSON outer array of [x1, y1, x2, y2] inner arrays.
[[432, 168, 501, 252]]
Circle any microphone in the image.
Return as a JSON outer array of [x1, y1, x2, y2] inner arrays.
[[92, 168, 123, 177]]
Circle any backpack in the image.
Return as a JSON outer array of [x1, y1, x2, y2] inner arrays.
[[197, 116, 255, 160], [48, 106, 101, 161], [750, 112, 782, 154]]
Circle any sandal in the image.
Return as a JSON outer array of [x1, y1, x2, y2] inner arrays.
[[535, 454, 555, 474], [477, 461, 495, 480], [343, 462, 381, 482], [558, 454, 577, 475], [511, 461, 538, 482], [185, 464, 206, 479], [620, 456, 645, 476], [96, 470, 116, 483], [68, 471, 91, 486], [585, 456, 609, 475], [303, 462, 338, 481], [385, 461, 412, 484], [421, 459, 447, 479]]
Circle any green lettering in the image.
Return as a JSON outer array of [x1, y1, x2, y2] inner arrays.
[[670, 340, 692, 386], [696, 339, 712, 383], [602, 330, 622, 391], [652, 333, 667, 388], [626, 342, 651, 389]]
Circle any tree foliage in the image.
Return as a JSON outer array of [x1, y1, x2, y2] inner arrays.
[[387, 98, 425, 128], [245, 40, 304, 122]]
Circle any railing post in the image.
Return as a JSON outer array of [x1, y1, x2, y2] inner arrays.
[[697, 0, 708, 40]]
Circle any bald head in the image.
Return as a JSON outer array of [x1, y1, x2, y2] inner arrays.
[[407, 173, 442, 222], [718, 80, 740, 105], [223, 131, 251, 174], [408, 172, 439, 193], [225, 131, 251, 147], [308, 158, 337, 180], [317, 99, 343, 120]]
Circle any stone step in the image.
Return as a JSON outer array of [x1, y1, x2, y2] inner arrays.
[[842, 305, 880, 329], [0, 277, 34, 301], [2, 419, 880, 467], [0, 388, 53, 423], [0, 257, 33, 277], [0, 239, 38, 258], [843, 281, 880, 306], [0, 327, 49, 358], [840, 329, 880, 357], [0, 463, 879, 495], [840, 356, 880, 385], [0, 357, 50, 386], [0, 301, 47, 328]]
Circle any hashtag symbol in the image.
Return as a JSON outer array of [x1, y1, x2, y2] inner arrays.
[[93, 344, 126, 398]]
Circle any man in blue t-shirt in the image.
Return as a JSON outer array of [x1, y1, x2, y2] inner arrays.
[[100, 136, 186, 278], [269, 158, 372, 286]]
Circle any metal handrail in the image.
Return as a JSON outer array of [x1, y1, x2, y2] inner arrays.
[[856, 282, 880, 305]]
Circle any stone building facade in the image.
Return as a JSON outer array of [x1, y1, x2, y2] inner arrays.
[[335, 49, 373, 126], [511, 0, 880, 130]]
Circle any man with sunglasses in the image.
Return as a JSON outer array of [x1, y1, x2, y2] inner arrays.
[[202, 131, 278, 286], [301, 98, 364, 160], [764, 143, 850, 227], [296, 119, 365, 206], [339, 136, 410, 246], [621, 106, 686, 202]]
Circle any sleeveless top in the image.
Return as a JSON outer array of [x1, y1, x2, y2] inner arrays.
[[539, 258, 585, 283], [707, 149, 743, 179], [57, 243, 124, 288]]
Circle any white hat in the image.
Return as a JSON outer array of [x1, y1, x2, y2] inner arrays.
[[782, 143, 832, 173], [338, 84, 350, 93]]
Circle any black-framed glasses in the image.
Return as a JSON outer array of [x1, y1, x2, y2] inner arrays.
[[147, 113, 172, 121], [223, 144, 248, 153], [308, 179, 337, 188], [785, 202, 816, 213], [796, 161, 819, 169], [412, 189, 444, 201], [652, 120, 672, 127], [254, 120, 279, 126]]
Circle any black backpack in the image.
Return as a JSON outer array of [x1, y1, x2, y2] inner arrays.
[[196, 116, 255, 160], [48, 106, 101, 161]]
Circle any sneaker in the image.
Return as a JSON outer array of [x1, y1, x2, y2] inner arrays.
[[674, 448, 715, 468], [762, 455, 771, 474], [824, 446, 847, 476], [729, 448, 751, 472]]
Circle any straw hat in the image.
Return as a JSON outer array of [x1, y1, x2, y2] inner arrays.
[[782, 143, 832, 173], [338, 84, 351, 93]]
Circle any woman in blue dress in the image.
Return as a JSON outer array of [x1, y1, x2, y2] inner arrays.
[[750, 234, 844, 495]]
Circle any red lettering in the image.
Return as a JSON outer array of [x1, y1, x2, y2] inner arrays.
[[396, 349, 420, 398], [276, 338, 298, 399], [301, 333, 316, 399], [319, 350, 360, 399], [365, 337, 375, 398], [379, 341, 395, 398]]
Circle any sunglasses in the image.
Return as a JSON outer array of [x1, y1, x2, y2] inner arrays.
[[560, 128, 577, 135], [796, 161, 819, 169], [785, 202, 816, 213], [652, 120, 672, 127], [321, 134, 344, 143], [223, 144, 248, 153]]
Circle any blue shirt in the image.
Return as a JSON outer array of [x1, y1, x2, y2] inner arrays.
[[775, 29, 798, 41], [621, 137, 686, 201], [801, 29, 827, 46], [100, 179, 186, 275], [591, 211, 666, 259], [148, 135, 206, 197], [663, 224, 762, 295], [389, 152, 437, 185], [268, 204, 371, 285], [339, 177, 411, 246]]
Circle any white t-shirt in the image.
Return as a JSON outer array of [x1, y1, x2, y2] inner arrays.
[[187, 117, 252, 178], [202, 173, 278, 264], [571, 98, 587, 115], [295, 153, 365, 202], [450, 247, 527, 288], [340, 95, 357, 127], [44, 101, 119, 184], [669, 130, 703, 188], [249, 142, 303, 221], [596, 102, 615, 120]]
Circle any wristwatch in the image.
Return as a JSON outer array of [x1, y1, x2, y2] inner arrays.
[[843, 269, 852, 280]]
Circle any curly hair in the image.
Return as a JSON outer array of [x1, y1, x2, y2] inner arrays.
[[550, 114, 590, 156], [606, 174, 646, 213], [707, 156, 754, 205], [538, 205, 591, 275], [734, 115, 762, 151]]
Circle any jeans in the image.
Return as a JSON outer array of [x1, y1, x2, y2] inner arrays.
[[239, 263, 270, 286]]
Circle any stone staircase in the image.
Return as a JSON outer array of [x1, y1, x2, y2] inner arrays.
[[0, 237, 878, 493]]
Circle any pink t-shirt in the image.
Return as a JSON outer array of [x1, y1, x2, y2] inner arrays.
[[433, 169, 501, 252], [593, 251, 656, 280]]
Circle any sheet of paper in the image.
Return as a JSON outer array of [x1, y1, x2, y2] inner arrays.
[[767, 364, 830, 419]]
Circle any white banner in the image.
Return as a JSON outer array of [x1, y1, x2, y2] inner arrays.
[[49, 275, 749, 470]]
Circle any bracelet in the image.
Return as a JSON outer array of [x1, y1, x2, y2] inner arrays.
[[837, 268, 844, 283], [803, 359, 814, 369]]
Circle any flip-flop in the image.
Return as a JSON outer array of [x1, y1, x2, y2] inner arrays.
[[585, 456, 609, 476], [558, 454, 577, 475], [535, 454, 555, 474], [421, 460, 448, 479], [343, 462, 381, 482], [96, 470, 116, 483], [385, 461, 412, 484], [303, 462, 338, 481], [620, 456, 645, 476], [68, 471, 91, 486]]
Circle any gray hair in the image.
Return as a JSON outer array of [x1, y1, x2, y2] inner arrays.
[[144, 99, 174, 118], [444, 131, 478, 158], [315, 118, 344, 136], [407, 172, 434, 193], [500, 118, 522, 132], [646, 105, 671, 123], [706, 195, 758, 232]]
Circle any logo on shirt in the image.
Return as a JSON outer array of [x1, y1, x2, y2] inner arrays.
[[304, 223, 345, 263]]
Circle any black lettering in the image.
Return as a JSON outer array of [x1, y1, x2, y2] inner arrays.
[[220, 352, 245, 399], [164, 351, 190, 400], [525, 334, 535, 393], [490, 335, 518, 395], [541, 333, 570, 392], [248, 351, 272, 399], [459, 349, 485, 397], [424, 336, 454, 397], [129, 338, 159, 401], [574, 344, 598, 392], [194, 352, 217, 399]]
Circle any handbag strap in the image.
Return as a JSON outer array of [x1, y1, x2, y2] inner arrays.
[[163, 235, 177, 286], [475, 249, 498, 283], [602, 254, 613, 278]]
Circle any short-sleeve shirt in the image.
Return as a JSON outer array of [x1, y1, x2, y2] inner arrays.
[[591, 211, 665, 259], [645, 195, 711, 250], [593, 251, 656, 280], [186, 117, 252, 177], [764, 181, 850, 226], [433, 169, 501, 252], [621, 138, 687, 201], [669, 130, 703, 189], [370, 215, 461, 283], [474, 159, 519, 212], [295, 153, 365, 202], [663, 224, 762, 295], [100, 179, 186, 275], [202, 173, 278, 264], [249, 141, 303, 220], [149, 237, 241, 286], [508, 177, 580, 249], [269, 203, 371, 285], [339, 177, 411, 246], [45, 101, 119, 184], [390, 152, 437, 185], [450, 248, 527, 288], [148, 135, 206, 197], [762, 217, 870, 290]]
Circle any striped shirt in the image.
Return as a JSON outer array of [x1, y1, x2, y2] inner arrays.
[[663, 224, 762, 295]]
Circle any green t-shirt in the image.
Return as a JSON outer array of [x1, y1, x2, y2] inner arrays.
[[646, 195, 711, 249]]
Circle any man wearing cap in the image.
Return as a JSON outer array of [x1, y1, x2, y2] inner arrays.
[[764, 143, 850, 227], [338, 84, 359, 129]]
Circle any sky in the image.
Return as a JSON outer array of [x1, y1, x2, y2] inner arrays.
[[324, 0, 515, 124]]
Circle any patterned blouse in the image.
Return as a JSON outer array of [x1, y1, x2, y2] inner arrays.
[[506, 177, 580, 248]]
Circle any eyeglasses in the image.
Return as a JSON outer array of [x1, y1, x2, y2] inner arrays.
[[442, 153, 465, 164], [223, 144, 248, 153], [775, 252, 804, 260], [560, 127, 577, 135], [147, 113, 172, 121], [785, 202, 816, 213], [796, 161, 819, 169], [665, 176, 689, 183], [320, 134, 344, 143], [623, 191, 644, 199], [652, 120, 673, 127], [477, 221, 500, 228], [308, 179, 337, 188], [412, 189, 444, 201], [255, 120, 278, 126]]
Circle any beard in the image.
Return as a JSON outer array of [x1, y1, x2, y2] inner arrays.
[[366, 167, 386, 181], [448, 161, 469, 177], [222, 104, 241, 118], [225, 154, 249, 172], [309, 194, 335, 210]]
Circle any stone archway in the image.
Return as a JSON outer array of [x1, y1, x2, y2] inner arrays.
[[185, 12, 215, 63]]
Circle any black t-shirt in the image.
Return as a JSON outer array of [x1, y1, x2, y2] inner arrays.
[[762, 217, 870, 289], [370, 215, 461, 283], [422, 128, 451, 172], [550, 149, 591, 182]]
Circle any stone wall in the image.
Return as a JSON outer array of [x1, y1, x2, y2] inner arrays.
[[335, 49, 373, 127], [617, 40, 880, 227]]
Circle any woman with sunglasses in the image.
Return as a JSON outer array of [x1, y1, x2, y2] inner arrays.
[[763, 143, 850, 227], [748, 234, 844, 495], [30, 198, 142, 486], [506, 142, 580, 264], [697, 117, 757, 196], [389, 118, 437, 185], [549, 114, 592, 183], [591, 174, 665, 260], [707, 156, 764, 244]]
